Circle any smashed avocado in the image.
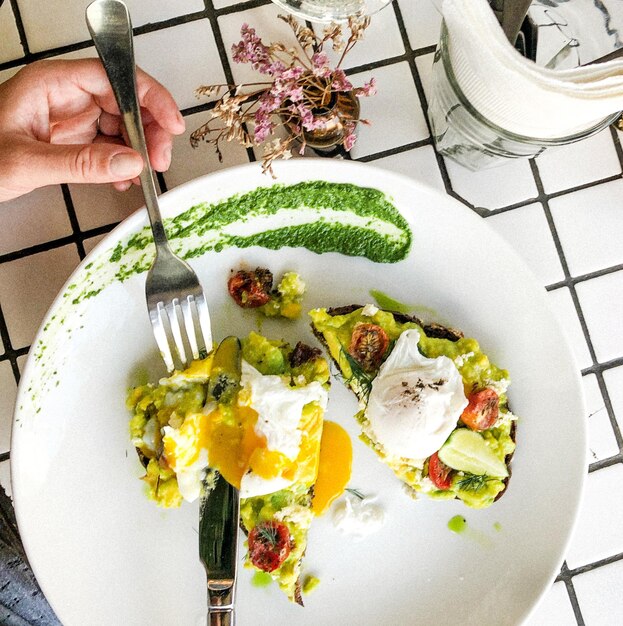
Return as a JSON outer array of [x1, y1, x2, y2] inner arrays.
[[309, 307, 516, 509], [260, 272, 306, 320]]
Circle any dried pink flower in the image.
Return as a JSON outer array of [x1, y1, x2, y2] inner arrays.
[[191, 16, 375, 176]]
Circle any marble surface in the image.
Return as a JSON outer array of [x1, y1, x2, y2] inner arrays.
[[1, 1, 622, 624]]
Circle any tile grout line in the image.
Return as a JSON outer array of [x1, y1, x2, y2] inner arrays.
[[8, 0, 30, 57], [0, 302, 21, 384], [558, 562, 586, 626], [61, 185, 86, 260]]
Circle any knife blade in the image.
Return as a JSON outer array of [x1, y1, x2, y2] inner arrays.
[[200, 336, 242, 626]]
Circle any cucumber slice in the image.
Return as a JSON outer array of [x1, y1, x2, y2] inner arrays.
[[438, 429, 509, 479]]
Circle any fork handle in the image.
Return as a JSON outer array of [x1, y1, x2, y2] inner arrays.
[[86, 0, 171, 252]]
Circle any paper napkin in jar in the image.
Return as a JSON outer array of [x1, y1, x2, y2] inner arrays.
[[441, 0, 623, 138]]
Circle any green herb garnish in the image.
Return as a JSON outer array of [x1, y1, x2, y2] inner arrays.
[[340, 347, 373, 398], [456, 474, 492, 492]]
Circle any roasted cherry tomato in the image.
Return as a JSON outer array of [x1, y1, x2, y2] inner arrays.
[[460, 388, 499, 431], [428, 452, 453, 490], [248, 521, 292, 573], [348, 322, 389, 372], [227, 268, 272, 308]]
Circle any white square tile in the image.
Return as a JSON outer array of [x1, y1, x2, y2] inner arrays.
[[398, 0, 443, 50], [164, 111, 251, 189], [134, 20, 227, 110], [0, 186, 72, 256], [374, 145, 445, 192], [0, 361, 18, 454], [550, 180, 623, 277], [565, 464, 623, 569], [0, 245, 81, 348], [486, 203, 565, 286], [0, 2, 24, 63], [576, 271, 623, 363], [0, 460, 11, 498], [350, 63, 429, 158], [603, 366, 623, 434], [583, 374, 618, 463], [68, 183, 145, 232], [83, 233, 108, 255], [16, 0, 205, 52], [536, 128, 621, 195], [546, 287, 593, 371], [573, 559, 623, 625], [524, 581, 576, 626], [443, 157, 539, 212]]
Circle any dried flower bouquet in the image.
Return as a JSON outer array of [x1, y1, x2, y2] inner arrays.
[[190, 14, 376, 175]]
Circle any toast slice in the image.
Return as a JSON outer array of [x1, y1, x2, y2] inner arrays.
[[127, 332, 330, 604], [309, 305, 516, 509]]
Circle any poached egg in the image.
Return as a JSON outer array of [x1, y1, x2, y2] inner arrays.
[[365, 329, 468, 463]]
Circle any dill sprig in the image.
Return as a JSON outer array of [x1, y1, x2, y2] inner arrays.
[[345, 487, 366, 500], [256, 522, 280, 547], [456, 473, 492, 492], [339, 347, 373, 399]]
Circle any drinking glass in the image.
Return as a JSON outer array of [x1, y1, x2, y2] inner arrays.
[[270, 0, 394, 23]]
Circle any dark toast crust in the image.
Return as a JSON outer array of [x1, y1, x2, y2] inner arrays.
[[312, 304, 516, 503]]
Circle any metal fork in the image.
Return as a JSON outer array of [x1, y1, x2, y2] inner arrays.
[[86, 0, 212, 371]]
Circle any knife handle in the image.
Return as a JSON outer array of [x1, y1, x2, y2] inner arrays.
[[209, 607, 234, 626]]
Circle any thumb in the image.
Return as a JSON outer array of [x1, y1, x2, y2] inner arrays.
[[2, 135, 144, 196]]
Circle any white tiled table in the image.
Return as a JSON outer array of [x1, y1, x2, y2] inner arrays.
[[1, 1, 622, 624]]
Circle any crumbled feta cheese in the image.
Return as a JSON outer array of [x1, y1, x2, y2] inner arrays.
[[454, 352, 474, 368], [361, 303, 379, 317], [484, 377, 510, 396]]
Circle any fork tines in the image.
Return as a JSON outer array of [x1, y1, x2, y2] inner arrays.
[[149, 293, 212, 372]]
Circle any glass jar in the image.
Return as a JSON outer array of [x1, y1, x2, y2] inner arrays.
[[427, 23, 621, 171], [270, 0, 393, 23]]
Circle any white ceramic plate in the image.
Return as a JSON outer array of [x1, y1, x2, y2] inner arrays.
[[12, 160, 586, 626]]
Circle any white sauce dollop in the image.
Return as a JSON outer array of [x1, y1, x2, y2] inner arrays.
[[365, 329, 467, 462], [331, 492, 385, 540]]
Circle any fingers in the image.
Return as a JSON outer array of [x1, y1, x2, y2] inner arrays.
[[47, 59, 185, 136], [0, 133, 144, 201], [135, 67, 186, 135]]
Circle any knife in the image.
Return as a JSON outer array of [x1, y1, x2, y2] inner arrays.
[[200, 336, 242, 626]]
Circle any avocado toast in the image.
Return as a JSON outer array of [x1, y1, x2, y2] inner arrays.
[[127, 332, 330, 604], [309, 305, 516, 509]]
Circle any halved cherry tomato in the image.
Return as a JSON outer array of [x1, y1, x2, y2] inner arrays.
[[348, 322, 389, 372], [227, 268, 272, 308], [248, 521, 292, 573], [428, 452, 453, 490], [460, 388, 499, 431]]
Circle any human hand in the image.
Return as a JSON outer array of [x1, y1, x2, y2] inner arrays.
[[0, 58, 185, 203]]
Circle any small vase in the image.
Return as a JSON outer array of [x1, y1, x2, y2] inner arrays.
[[283, 89, 361, 151]]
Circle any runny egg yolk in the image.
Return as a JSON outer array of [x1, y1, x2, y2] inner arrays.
[[312, 421, 353, 515], [166, 401, 328, 492]]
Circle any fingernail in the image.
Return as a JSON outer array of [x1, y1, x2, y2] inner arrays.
[[116, 180, 132, 192], [110, 152, 143, 178]]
